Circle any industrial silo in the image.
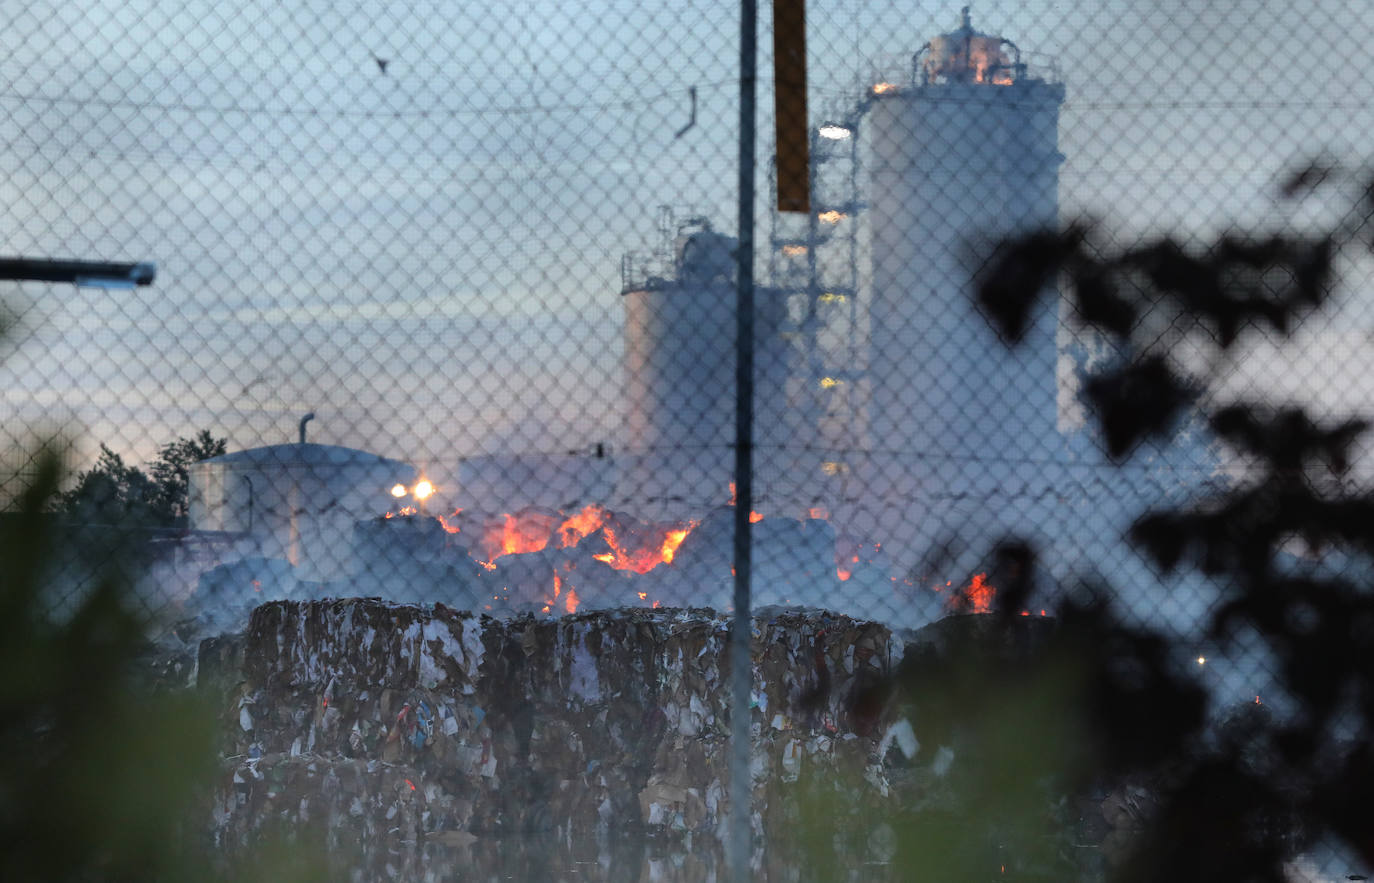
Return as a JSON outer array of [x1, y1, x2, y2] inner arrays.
[[856, 9, 1066, 589], [189, 432, 416, 583], [618, 212, 791, 517]]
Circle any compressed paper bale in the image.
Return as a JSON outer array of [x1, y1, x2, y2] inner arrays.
[[209, 602, 904, 857], [215, 753, 484, 881], [242, 598, 485, 695]]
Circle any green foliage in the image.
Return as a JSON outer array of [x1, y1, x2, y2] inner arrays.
[[0, 448, 216, 880], [148, 430, 228, 521], [786, 165, 1374, 881], [1, 447, 325, 882], [57, 431, 226, 527]]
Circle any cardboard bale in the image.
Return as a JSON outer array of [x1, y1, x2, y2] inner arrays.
[[209, 602, 906, 866]]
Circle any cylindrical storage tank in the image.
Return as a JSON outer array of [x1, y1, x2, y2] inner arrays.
[[620, 228, 790, 516], [856, 15, 1066, 585], [189, 443, 416, 582]]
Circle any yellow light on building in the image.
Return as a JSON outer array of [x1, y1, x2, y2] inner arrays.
[[390, 484, 407, 498], [413, 479, 435, 501]]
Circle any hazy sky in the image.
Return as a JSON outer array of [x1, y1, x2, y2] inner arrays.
[[4, 0, 1374, 493]]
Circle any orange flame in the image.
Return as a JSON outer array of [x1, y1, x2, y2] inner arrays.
[[594, 521, 698, 574], [946, 572, 995, 614], [661, 527, 692, 563], [437, 509, 462, 534], [557, 503, 608, 548], [564, 587, 579, 614]]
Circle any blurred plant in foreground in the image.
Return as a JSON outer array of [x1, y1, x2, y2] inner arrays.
[[0, 414, 323, 879], [785, 165, 1374, 882]]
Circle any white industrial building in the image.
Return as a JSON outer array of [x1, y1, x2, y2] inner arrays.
[[188, 422, 416, 583]]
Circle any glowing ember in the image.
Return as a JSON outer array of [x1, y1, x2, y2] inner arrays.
[[817, 210, 846, 224], [637, 592, 648, 600], [945, 572, 995, 614], [872, 82, 898, 94], [966, 573, 995, 613], [749, 511, 764, 524]]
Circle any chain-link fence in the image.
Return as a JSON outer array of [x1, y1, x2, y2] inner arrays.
[[5, 1, 1374, 879]]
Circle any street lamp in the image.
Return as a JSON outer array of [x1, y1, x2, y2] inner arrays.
[[0, 258, 156, 288]]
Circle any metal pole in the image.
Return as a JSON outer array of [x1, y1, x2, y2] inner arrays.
[[0, 258, 155, 286], [729, 0, 758, 878]]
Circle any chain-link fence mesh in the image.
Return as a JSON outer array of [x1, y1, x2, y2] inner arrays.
[[5, 1, 1374, 878]]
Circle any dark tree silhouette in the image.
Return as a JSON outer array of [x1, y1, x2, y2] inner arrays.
[[58, 430, 225, 527], [887, 160, 1374, 880], [793, 166, 1374, 882]]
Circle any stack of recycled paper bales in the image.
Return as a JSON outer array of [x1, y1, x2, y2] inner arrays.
[[201, 599, 910, 877]]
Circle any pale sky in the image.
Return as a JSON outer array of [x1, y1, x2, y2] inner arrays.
[[3, 0, 1374, 497]]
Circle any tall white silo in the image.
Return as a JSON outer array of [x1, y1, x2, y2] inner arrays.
[[857, 9, 1066, 588]]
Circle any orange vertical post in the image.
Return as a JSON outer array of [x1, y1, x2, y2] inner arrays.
[[773, 0, 809, 213]]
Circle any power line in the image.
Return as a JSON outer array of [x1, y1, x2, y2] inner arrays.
[[0, 81, 736, 121]]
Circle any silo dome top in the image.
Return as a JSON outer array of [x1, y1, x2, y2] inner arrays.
[[917, 6, 1021, 86], [201, 442, 415, 476]]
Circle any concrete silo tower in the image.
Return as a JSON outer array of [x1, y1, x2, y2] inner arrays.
[[860, 9, 1065, 585], [618, 210, 790, 517]]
